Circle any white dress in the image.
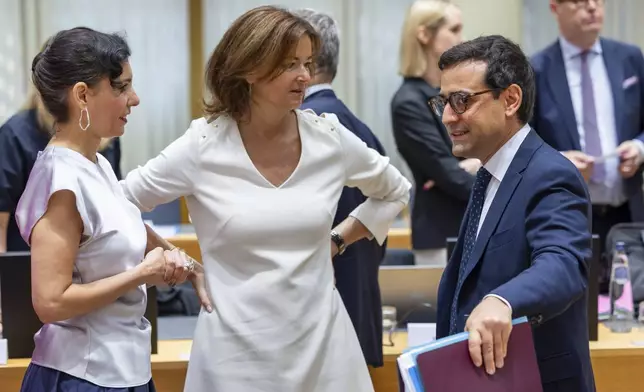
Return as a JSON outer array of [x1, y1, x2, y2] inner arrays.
[[122, 109, 410, 391]]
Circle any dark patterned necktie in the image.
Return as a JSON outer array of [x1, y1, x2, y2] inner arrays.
[[449, 167, 493, 334]]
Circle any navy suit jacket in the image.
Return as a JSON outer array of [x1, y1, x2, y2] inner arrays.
[[301, 88, 387, 367], [436, 130, 595, 391], [530, 38, 644, 220]]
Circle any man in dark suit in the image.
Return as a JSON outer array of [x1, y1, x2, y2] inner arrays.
[[294, 8, 387, 368], [430, 35, 594, 391], [531, 0, 644, 289]]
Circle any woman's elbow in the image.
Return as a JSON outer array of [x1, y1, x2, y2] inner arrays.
[[32, 295, 65, 324]]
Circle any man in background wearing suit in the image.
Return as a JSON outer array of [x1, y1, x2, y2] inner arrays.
[[531, 0, 644, 290], [431, 35, 594, 391], [294, 8, 387, 368]]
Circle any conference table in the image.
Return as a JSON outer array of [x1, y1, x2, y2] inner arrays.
[[1, 324, 643, 391], [2, 227, 642, 390], [159, 224, 413, 264]]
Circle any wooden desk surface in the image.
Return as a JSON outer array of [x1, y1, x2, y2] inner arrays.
[[166, 227, 413, 263], [372, 324, 644, 392], [2, 325, 643, 392], [381, 324, 644, 357]]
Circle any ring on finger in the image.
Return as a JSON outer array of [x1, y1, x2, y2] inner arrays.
[[185, 258, 196, 274]]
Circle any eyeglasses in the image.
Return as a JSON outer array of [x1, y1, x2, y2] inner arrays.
[[558, 0, 605, 7], [429, 89, 500, 116]]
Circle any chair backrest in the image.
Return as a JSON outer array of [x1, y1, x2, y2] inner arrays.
[[446, 234, 600, 341], [141, 199, 182, 225], [382, 248, 415, 266], [0, 252, 158, 358]]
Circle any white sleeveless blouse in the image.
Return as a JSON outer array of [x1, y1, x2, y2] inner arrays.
[[15, 146, 151, 388]]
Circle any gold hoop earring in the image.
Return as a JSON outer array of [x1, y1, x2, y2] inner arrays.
[[79, 108, 90, 131]]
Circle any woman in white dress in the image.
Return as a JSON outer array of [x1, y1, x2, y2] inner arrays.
[[121, 6, 411, 391]]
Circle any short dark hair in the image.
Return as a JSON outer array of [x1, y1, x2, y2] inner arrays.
[[31, 27, 131, 123], [438, 35, 535, 124]]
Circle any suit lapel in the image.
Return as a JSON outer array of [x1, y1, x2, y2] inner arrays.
[[461, 172, 521, 281], [437, 203, 470, 335], [546, 42, 581, 150], [460, 131, 542, 283], [601, 39, 625, 143]]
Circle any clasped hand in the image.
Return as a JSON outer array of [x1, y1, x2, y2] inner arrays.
[[465, 296, 512, 375], [139, 247, 213, 312]]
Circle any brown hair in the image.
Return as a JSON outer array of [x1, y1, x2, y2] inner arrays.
[[203, 6, 320, 122]]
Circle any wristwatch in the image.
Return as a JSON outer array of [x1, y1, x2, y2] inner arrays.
[[330, 230, 346, 255]]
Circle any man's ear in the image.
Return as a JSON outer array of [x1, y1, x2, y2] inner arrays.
[[503, 84, 522, 118]]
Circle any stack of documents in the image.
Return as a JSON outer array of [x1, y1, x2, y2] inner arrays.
[[397, 316, 542, 392]]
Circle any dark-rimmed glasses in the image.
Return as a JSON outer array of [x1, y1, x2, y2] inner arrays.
[[558, 0, 605, 7], [429, 89, 500, 117]]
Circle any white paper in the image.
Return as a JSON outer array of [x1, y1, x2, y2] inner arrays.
[[407, 323, 436, 348], [397, 354, 418, 392], [151, 225, 180, 238], [0, 339, 7, 365], [593, 152, 619, 163]]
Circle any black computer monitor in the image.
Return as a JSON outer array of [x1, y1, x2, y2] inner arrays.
[[0, 252, 158, 359], [446, 234, 600, 341]]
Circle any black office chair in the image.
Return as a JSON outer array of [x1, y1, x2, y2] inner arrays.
[[446, 235, 600, 341], [141, 199, 182, 225], [0, 252, 159, 358], [381, 248, 415, 266]]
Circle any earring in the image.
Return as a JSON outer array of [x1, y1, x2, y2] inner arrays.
[[248, 83, 253, 96], [79, 108, 90, 131]]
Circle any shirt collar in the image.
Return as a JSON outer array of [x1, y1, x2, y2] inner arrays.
[[484, 123, 531, 183], [304, 83, 333, 100], [558, 36, 602, 60]]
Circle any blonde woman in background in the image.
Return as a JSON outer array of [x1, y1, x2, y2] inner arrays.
[[391, 0, 479, 266]]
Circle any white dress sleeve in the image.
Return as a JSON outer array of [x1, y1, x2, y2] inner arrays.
[[121, 119, 203, 212], [321, 113, 411, 244]]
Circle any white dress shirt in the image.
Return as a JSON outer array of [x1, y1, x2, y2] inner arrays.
[[477, 124, 531, 311], [304, 83, 333, 100], [559, 37, 626, 206], [477, 124, 531, 235]]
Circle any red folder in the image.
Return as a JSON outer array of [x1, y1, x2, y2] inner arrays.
[[415, 321, 543, 392]]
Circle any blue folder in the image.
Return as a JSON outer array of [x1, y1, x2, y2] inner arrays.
[[397, 316, 531, 392]]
